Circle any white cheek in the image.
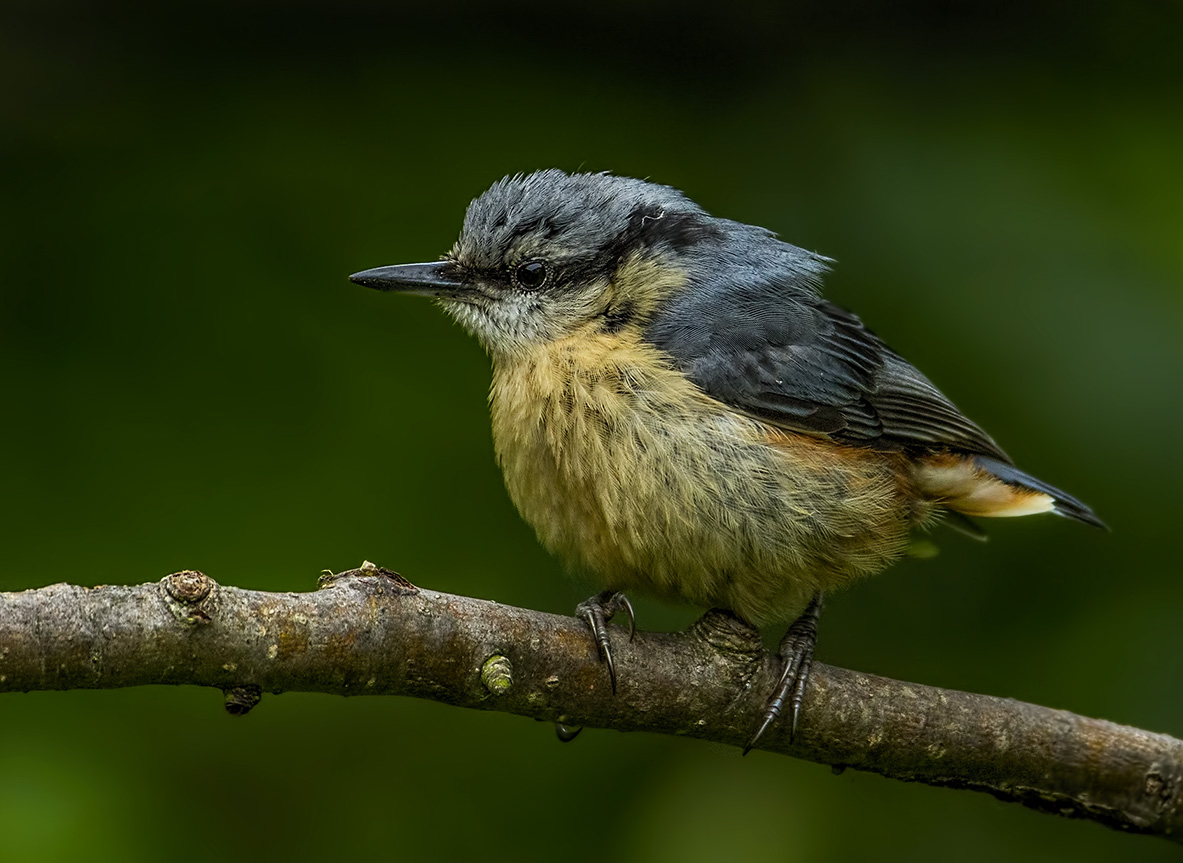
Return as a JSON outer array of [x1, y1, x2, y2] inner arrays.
[[438, 300, 484, 337], [493, 295, 542, 338], [439, 296, 548, 355]]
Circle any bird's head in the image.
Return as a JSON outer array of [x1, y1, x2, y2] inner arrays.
[[350, 170, 829, 360]]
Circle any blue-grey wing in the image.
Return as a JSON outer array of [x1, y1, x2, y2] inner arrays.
[[646, 293, 1011, 462]]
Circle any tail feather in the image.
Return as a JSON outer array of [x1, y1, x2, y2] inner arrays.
[[971, 455, 1107, 530]]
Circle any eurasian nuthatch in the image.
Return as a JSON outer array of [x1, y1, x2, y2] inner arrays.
[[350, 170, 1103, 749]]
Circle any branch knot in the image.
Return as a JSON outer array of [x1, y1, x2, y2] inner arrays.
[[161, 570, 215, 625]]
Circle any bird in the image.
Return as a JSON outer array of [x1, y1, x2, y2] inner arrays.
[[349, 169, 1104, 750]]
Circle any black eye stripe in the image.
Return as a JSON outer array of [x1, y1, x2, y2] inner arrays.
[[514, 260, 549, 291]]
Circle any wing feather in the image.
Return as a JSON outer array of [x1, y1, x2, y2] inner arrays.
[[646, 285, 1010, 461]]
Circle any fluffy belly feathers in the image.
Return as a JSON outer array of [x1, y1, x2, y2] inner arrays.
[[488, 331, 916, 626]]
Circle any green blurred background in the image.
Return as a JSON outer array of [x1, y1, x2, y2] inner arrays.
[[2, 1, 1181, 860]]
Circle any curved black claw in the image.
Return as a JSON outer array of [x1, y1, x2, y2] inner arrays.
[[554, 722, 583, 742], [744, 592, 823, 755], [575, 590, 635, 693]]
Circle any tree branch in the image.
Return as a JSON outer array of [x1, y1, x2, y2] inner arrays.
[[2, 564, 1179, 842]]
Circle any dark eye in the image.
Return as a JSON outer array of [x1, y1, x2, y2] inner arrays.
[[513, 260, 549, 291]]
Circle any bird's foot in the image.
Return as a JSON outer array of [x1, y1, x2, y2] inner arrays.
[[575, 590, 636, 693], [744, 592, 823, 754]]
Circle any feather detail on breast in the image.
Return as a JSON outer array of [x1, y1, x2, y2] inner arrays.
[[487, 325, 918, 625]]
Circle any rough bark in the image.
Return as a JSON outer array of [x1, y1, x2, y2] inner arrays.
[[1, 563, 1180, 842]]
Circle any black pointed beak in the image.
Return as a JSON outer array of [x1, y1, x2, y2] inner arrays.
[[348, 261, 466, 297]]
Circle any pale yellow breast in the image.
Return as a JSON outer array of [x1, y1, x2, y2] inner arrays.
[[488, 327, 913, 625]]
